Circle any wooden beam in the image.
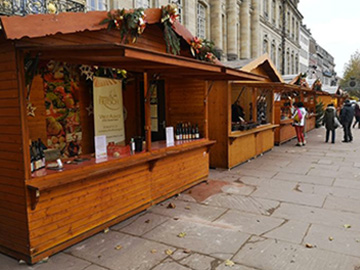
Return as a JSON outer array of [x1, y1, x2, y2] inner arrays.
[[143, 72, 151, 152]]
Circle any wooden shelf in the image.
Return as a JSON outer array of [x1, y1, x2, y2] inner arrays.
[[280, 119, 293, 125]]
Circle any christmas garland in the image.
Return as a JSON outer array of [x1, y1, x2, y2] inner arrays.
[[100, 8, 146, 43], [161, 4, 181, 55], [190, 38, 218, 63]]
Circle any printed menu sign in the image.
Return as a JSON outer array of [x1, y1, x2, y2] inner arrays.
[[93, 77, 125, 145]]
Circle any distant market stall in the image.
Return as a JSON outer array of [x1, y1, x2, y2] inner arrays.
[[0, 8, 263, 264], [208, 55, 279, 169]]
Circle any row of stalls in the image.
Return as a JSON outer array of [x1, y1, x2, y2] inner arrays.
[[0, 8, 332, 264]]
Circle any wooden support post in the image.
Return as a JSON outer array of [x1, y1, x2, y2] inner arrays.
[[252, 88, 257, 123], [144, 72, 151, 151]]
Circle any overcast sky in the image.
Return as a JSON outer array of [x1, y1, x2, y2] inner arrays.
[[298, 0, 360, 77]]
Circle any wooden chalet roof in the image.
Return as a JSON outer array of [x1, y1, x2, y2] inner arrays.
[[0, 9, 266, 81], [240, 54, 284, 83]]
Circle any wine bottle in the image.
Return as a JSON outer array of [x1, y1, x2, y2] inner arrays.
[[29, 143, 35, 172], [195, 124, 200, 139], [175, 124, 180, 140], [33, 141, 41, 170]]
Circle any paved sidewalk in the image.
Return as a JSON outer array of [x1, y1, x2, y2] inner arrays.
[[3, 127, 360, 270]]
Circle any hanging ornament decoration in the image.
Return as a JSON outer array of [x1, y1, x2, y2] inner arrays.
[[79, 65, 94, 81], [86, 103, 93, 116], [190, 37, 203, 57], [47, 2, 57, 14], [161, 4, 181, 55], [100, 8, 146, 43], [27, 101, 37, 117]]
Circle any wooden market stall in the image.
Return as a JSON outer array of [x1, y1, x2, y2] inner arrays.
[[0, 9, 262, 264], [208, 55, 280, 169]]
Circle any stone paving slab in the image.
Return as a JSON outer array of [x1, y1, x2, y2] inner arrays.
[[323, 196, 360, 214], [334, 178, 360, 190], [221, 184, 256, 195], [263, 220, 310, 244], [112, 212, 169, 236], [304, 224, 360, 258], [179, 253, 221, 270], [251, 186, 326, 207], [67, 231, 172, 270], [84, 265, 108, 270], [215, 264, 258, 270], [152, 259, 191, 270], [0, 253, 91, 270], [214, 209, 285, 235], [143, 219, 250, 260], [297, 183, 360, 200], [203, 193, 280, 216], [149, 199, 227, 222], [273, 172, 334, 186], [272, 203, 360, 232], [232, 236, 360, 270], [229, 168, 279, 179]]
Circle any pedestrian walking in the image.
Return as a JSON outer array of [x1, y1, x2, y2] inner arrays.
[[340, 99, 355, 142], [292, 102, 307, 146], [352, 102, 360, 128], [322, 103, 339, 143]]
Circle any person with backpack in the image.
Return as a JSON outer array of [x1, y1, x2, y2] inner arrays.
[[340, 99, 355, 142], [292, 102, 307, 146], [352, 102, 360, 129], [322, 103, 339, 143]]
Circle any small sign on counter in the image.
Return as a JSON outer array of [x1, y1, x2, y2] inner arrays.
[[95, 135, 107, 160], [166, 127, 174, 147]]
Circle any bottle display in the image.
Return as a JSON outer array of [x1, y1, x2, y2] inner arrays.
[[174, 122, 201, 141], [30, 139, 47, 172]]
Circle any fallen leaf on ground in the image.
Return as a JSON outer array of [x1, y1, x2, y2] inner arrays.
[[165, 249, 173, 255], [173, 217, 179, 220], [355, 239, 360, 243], [185, 206, 191, 210], [145, 219, 150, 224], [305, 243, 313, 248], [115, 245, 122, 250], [328, 237, 334, 241], [224, 259, 235, 267], [344, 224, 352, 229], [103, 228, 110, 233], [177, 232, 187, 238], [151, 249, 157, 254], [167, 203, 176, 209], [184, 249, 191, 254], [18, 260, 26, 264]]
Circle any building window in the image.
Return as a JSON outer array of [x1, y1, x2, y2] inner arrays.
[[295, 54, 299, 74], [172, 0, 183, 23], [272, 0, 276, 24], [135, 0, 150, 8], [87, 0, 108, 10], [271, 42, 276, 64], [279, 5, 283, 29], [291, 17, 295, 39], [287, 50, 290, 74], [263, 38, 269, 54], [291, 52, 294, 74], [287, 12, 290, 34], [263, 0, 268, 19], [197, 2, 207, 39], [295, 21, 299, 42], [278, 47, 282, 72]]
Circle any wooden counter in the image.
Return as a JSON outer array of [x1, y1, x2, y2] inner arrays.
[[24, 139, 214, 263], [228, 124, 277, 168]]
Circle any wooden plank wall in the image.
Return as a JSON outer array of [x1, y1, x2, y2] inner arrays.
[[208, 81, 229, 168], [27, 146, 208, 260], [167, 79, 206, 138], [0, 38, 30, 259]]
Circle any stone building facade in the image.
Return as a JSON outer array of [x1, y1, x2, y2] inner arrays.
[[299, 24, 311, 74], [90, 0, 304, 75]]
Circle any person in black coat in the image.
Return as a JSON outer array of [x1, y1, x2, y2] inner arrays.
[[231, 100, 245, 122], [322, 103, 338, 143], [340, 100, 355, 142]]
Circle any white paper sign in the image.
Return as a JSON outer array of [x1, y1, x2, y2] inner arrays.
[[95, 135, 107, 160], [166, 127, 174, 146]]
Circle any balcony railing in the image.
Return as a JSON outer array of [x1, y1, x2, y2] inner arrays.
[[0, 0, 85, 16]]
